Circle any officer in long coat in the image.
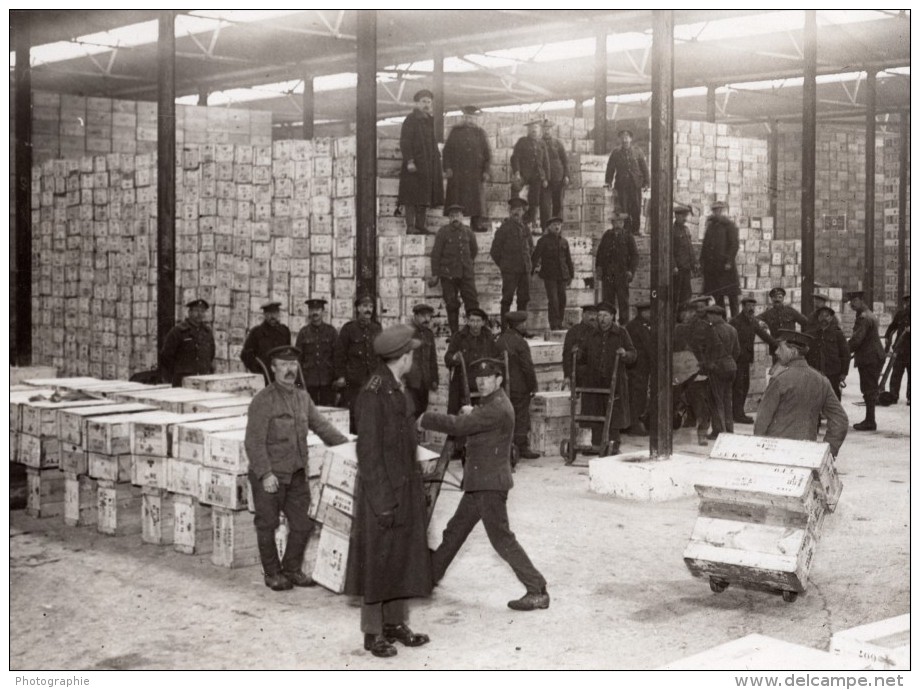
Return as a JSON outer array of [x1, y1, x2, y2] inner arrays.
[[531, 216, 574, 331], [404, 303, 439, 418], [754, 331, 848, 457], [847, 290, 886, 431], [884, 294, 910, 404], [334, 295, 382, 431], [159, 298, 215, 387], [345, 325, 432, 659], [540, 119, 569, 220], [490, 197, 534, 322], [805, 306, 850, 400], [596, 212, 638, 325], [443, 105, 492, 233], [495, 311, 539, 460], [431, 205, 480, 335], [510, 120, 550, 230], [418, 357, 549, 612], [625, 302, 652, 436], [576, 302, 637, 454], [729, 296, 777, 423], [398, 89, 444, 235], [604, 128, 649, 234], [241, 301, 291, 384], [295, 298, 339, 406], [672, 203, 699, 311], [701, 200, 740, 317], [562, 305, 597, 388], [759, 287, 808, 360]]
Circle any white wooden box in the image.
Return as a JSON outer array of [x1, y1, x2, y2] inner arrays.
[[830, 615, 910, 670], [312, 525, 350, 594]]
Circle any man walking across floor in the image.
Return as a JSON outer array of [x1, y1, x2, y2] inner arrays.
[[530, 216, 574, 331], [847, 291, 886, 431], [729, 296, 777, 423], [418, 357, 549, 612], [490, 197, 534, 323], [596, 212, 638, 325], [604, 128, 649, 235], [431, 205, 480, 335], [495, 311, 540, 461], [398, 88, 443, 235]]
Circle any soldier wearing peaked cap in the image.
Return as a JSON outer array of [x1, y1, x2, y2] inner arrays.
[[805, 305, 850, 401], [562, 305, 598, 388], [702, 304, 741, 439], [495, 311, 539, 460], [596, 212, 638, 324], [760, 287, 808, 361], [245, 344, 350, 592], [241, 301, 292, 385], [754, 330, 848, 457], [404, 304, 439, 418], [510, 120, 551, 230], [398, 87, 443, 235], [806, 292, 840, 331], [334, 295, 383, 432], [672, 202, 699, 312], [159, 298, 215, 387], [531, 215, 574, 331], [432, 206, 480, 335], [491, 197, 534, 323], [345, 324, 432, 659], [295, 298, 339, 406], [443, 104, 492, 233]]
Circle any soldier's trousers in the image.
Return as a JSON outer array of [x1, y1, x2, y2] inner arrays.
[[510, 390, 532, 448], [685, 378, 711, 432], [516, 178, 544, 228], [615, 181, 643, 234], [361, 599, 409, 635], [540, 179, 565, 221], [404, 204, 429, 233], [712, 293, 740, 319], [543, 279, 567, 330], [500, 272, 530, 318], [601, 276, 630, 325], [890, 358, 910, 401], [708, 371, 735, 434], [628, 365, 650, 428], [858, 362, 883, 404], [431, 490, 546, 595], [249, 468, 313, 576], [732, 360, 751, 420], [673, 268, 693, 312], [441, 275, 479, 334], [306, 384, 337, 407]]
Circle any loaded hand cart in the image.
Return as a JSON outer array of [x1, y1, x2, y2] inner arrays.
[[559, 349, 622, 465]]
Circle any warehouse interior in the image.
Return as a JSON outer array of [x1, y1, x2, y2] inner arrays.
[[8, 9, 913, 672]]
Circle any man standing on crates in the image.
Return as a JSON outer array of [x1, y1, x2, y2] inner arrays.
[[510, 120, 550, 232], [295, 298, 339, 406], [846, 291, 886, 431], [443, 105, 492, 233], [430, 205, 480, 336], [418, 357, 550, 612], [398, 88, 444, 235], [244, 345, 350, 592], [159, 298, 215, 387], [603, 128, 649, 235], [334, 295, 382, 432], [490, 197, 534, 324], [596, 212, 638, 325], [241, 301, 291, 385], [531, 216, 575, 331], [672, 203, 699, 312], [495, 311, 540, 461], [540, 119, 569, 221], [701, 201, 740, 318], [404, 303, 439, 418], [346, 325, 432, 658]]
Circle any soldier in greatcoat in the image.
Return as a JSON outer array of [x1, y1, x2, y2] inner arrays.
[[759, 287, 808, 361], [805, 305, 850, 401], [847, 290, 886, 431], [754, 331, 848, 457], [672, 203, 699, 312], [595, 212, 638, 325], [398, 88, 444, 235], [490, 197, 534, 323], [495, 312, 540, 460], [443, 105, 492, 233], [604, 128, 649, 234], [241, 301, 291, 384], [431, 205, 480, 335], [345, 325, 432, 658], [531, 216, 574, 331], [701, 200, 740, 317], [404, 303, 439, 418], [540, 119, 569, 220], [159, 298, 215, 387], [295, 298, 339, 406], [624, 302, 652, 436], [510, 120, 550, 230], [418, 357, 549, 612], [562, 305, 597, 389], [334, 295, 382, 432], [729, 296, 777, 423], [576, 301, 637, 455]]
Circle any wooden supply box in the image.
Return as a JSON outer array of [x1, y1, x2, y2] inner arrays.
[[830, 615, 910, 670], [96, 480, 143, 536], [142, 488, 176, 545], [87, 452, 132, 483], [64, 472, 98, 527], [131, 454, 169, 490], [173, 495, 213, 555], [312, 525, 350, 594], [211, 507, 260, 568], [27, 468, 66, 518], [199, 466, 249, 510]]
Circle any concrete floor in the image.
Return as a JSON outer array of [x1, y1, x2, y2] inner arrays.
[[9, 368, 911, 670]]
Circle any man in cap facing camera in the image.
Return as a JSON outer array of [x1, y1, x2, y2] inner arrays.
[[431, 205, 480, 335], [604, 128, 649, 234], [404, 304, 439, 418], [418, 357, 549, 612], [754, 331, 848, 456], [245, 345, 351, 592], [596, 212, 638, 324], [760, 287, 808, 360], [531, 215, 574, 331], [510, 120, 550, 230], [806, 292, 840, 331], [159, 298, 216, 387], [562, 305, 598, 389], [490, 197, 535, 323], [805, 305, 850, 401], [445, 307, 500, 418], [295, 299, 339, 406], [701, 201, 740, 318], [398, 88, 444, 235], [241, 301, 291, 384], [443, 105, 492, 233], [345, 324, 433, 659], [334, 295, 383, 431], [672, 203, 699, 311]]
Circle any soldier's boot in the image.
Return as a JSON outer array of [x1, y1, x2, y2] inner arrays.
[[697, 430, 709, 446], [257, 531, 292, 591], [853, 402, 877, 431], [280, 529, 316, 587], [446, 308, 460, 336], [517, 442, 540, 460]]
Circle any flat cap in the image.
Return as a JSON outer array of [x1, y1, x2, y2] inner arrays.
[[504, 311, 528, 325], [412, 303, 434, 315], [617, 128, 634, 137], [634, 302, 651, 311], [769, 287, 787, 298], [777, 330, 814, 350], [541, 119, 555, 127], [267, 345, 300, 362], [445, 204, 465, 214], [305, 298, 327, 309], [812, 293, 829, 302], [582, 304, 599, 313], [466, 307, 488, 320], [689, 295, 712, 305], [186, 298, 209, 310], [261, 301, 282, 312], [673, 202, 693, 215], [814, 305, 836, 316], [596, 301, 617, 315], [525, 119, 543, 127], [705, 304, 726, 315], [461, 105, 482, 115], [469, 358, 503, 377], [354, 294, 374, 307], [508, 197, 528, 208], [610, 212, 630, 221], [374, 324, 421, 358], [413, 89, 434, 101], [710, 200, 728, 210], [546, 216, 564, 226], [846, 290, 865, 301], [740, 295, 759, 304]]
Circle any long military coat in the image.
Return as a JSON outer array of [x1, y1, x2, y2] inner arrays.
[[701, 215, 740, 299], [398, 108, 444, 208], [443, 123, 491, 217]]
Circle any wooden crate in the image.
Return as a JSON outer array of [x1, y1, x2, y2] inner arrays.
[[181, 373, 264, 395], [211, 507, 260, 568], [829, 615, 909, 670], [183, 396, 251, 416], [530, 391, 572, 418], [26, 468, 66, 518], [526, 339, 564, 366], [203, 429, 249, 473], [64, 472, 97, 527], [199, 467, 249, 510], [19, 434, 61, 469], [86, 411, 156, 456], [166, 457, 200, 496], [173, 416, 247, 463], [314, 485, 355, 524], [96, 480, 143, 536], [141, 488, 176, 545], [318, 442, 357, 495], [313, 406, 351, 436], [87, 452, 132, 483], [312, 525, 350, 593], [21, 399, 112, 438], [173, 495, 213, 555], [60, 441, 88, 475], [57, 402, 155, 446], [9, 389, 55, 433], [131, 454, 168, 490], [660, 634, 869, 670]]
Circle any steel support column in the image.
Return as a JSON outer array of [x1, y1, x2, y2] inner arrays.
[[864, 69, 877, 306], [355, 10, 378, 305], [303, 74, 315, 139], [157, 11, 177, 353], [769, 119, 779, 221], [649, 10, 674, 458], [594, 31, 607, 155], [197, 86, 208, 106], [800, 11, 817, 316], [706, 85, 717, 123], [433, 47, 444, 144], [574, 100, 584, 118], [898, 110, 909, 302], [14, 13, 32, 365]]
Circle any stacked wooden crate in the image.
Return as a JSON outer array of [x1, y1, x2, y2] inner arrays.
[[882, 131, 910, 310], [683, 433, 841, 601], [830, 614, 910, 670]]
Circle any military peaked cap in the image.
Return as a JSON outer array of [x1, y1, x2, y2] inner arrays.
[[261, 301, 282, 312], [705, 305, 726, 316], [769, 287, 786, 298], [267, 345, 300, 362], [461, 105, 482, 115], [505, 311, 528, 324], [446, 204, 465, 214], [413, 89, 434, 101], [469, 358, 503, 377], [354, 294, 374, 307], [412, 303, 434, 315], [374, 324, 421, 358], [777, 330, 813, 350], [186, 299, 209, 310], [596, 301, 617, 315], [466, 308, 488, 320], [305, 298, 327, 309], [508, 197, 528, 208]]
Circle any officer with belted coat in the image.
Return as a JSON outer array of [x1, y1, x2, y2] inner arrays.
[[159, 298, 216, 387], [241, 301, 291, 384], [295, 298, 339, 406], [334, 295, 382, 431]]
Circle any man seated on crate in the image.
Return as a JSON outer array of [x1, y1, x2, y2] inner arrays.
[[159, 298, 215, 387], [241, 301, 291, 385], [244, 345, 350, 592]]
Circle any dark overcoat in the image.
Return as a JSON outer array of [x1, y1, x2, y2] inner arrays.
[[445, 326, 500, 412], [344, 365, 433, 604], [531, 233, 574, 281], [398, 108, 444, 208], [701, 215, 740, 298], [443, 123, 491, 217], [576, 325, 637, 429], [295, 322, 338, 387], [241, 321, 291, 382], [495, 329, 537, 397], [806, 325, 851, 380], [159, 319, 215, 386]]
